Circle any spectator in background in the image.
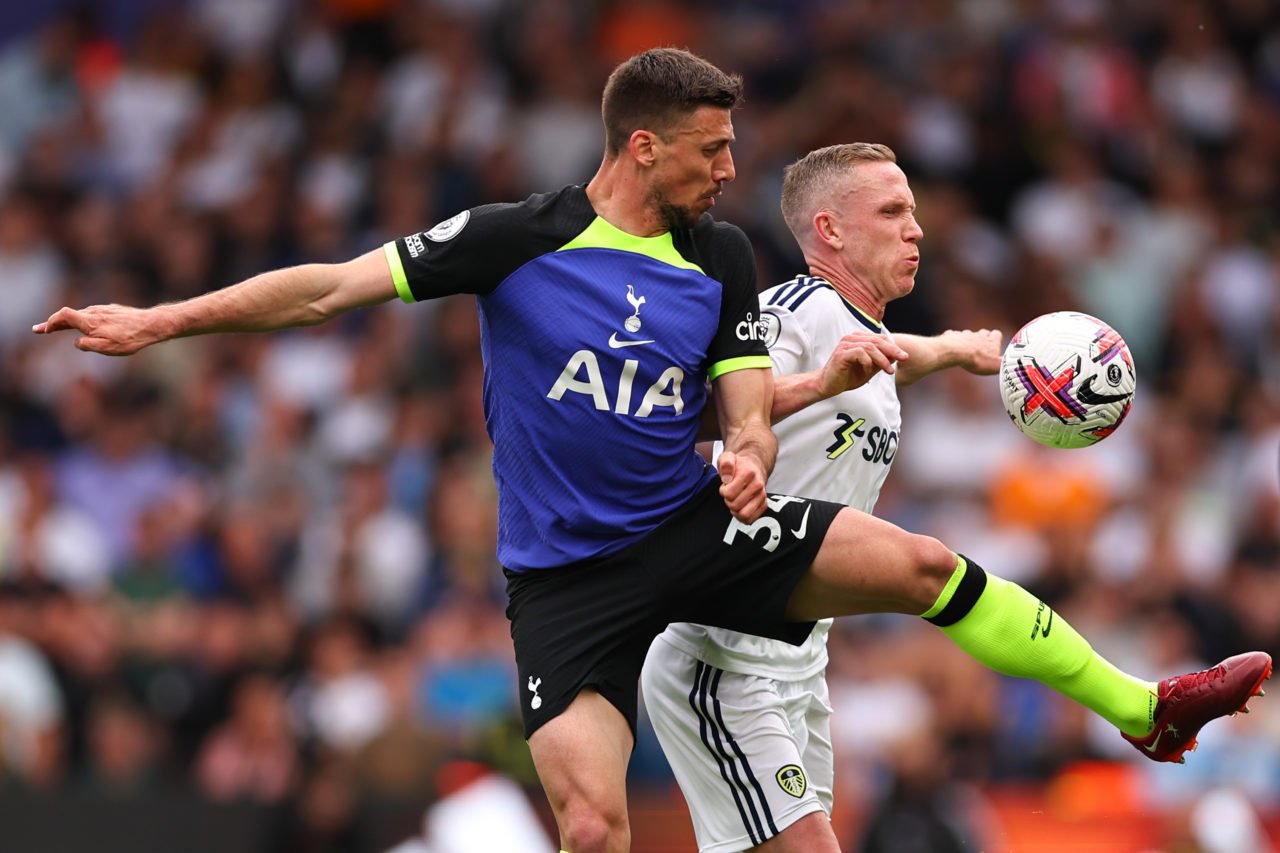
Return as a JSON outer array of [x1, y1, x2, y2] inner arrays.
[[0, 191, 63, 355], [291, 458, 429, 634], [293, 616, 391, 756], [195, 671, 298, 803], [54, 379, 190, 574], [0, 453, 110, 593], [0, 597, 64, 789], [79, 690, 163, 795]]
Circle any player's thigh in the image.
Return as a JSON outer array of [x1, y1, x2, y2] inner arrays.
[[786, 506, 956, 621], [527, 689, 633, 832], [641, 641, 826, 852]]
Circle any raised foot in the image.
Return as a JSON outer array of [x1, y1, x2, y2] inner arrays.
[[1122, 651, 1272, 764]]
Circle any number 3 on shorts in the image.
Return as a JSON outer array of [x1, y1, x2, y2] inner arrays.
[[721, 494, 810, 552]]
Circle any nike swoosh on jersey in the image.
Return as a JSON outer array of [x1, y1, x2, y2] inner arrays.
[[608, 333, 656, 349], [791, 505, 811, 539]]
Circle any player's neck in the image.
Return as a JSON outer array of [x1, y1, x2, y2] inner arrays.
[[807, 263, 885, 322], [585, 162, 666, 238]]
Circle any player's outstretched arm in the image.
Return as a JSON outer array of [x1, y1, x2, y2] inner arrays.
[[33, 247, 398, 356], [892, 328, 1001, 386], [771, 331, 908, 423]]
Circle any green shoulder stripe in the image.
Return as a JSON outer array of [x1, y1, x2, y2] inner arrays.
[[383, 242, 415, 303], [708, 355, 772, 381], [557, 217, 705, 274]]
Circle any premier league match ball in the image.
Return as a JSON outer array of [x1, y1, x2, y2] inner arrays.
[[998, 311, 1136, 449]]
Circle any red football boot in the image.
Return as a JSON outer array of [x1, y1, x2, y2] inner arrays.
[[1123, 652, 1272, 763]]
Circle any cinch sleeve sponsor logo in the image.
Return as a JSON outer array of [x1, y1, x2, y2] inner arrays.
[[735, 312, 773, 342]]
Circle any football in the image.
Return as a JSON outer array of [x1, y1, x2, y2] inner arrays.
[[999, 311, 1136, 449]]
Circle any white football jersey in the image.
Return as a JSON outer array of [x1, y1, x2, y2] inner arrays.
[[659, 276, 903, 679]]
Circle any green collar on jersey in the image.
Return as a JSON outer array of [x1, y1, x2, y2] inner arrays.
[[558, 216, 706, 274]]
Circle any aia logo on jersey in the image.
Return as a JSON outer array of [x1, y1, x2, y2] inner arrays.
[[547, 351, 685, 418]]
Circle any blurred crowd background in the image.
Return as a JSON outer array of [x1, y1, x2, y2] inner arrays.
[[0, 0, 1277, 851]]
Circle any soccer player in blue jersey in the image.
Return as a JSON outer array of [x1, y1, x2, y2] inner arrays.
[[35, 49, 1271, 853]]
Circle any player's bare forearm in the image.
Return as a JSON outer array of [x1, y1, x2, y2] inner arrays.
[[33, 248, 396, 356], [770, 372, 825, 423], [711, 367, 776, 521], [170, 256, 395, 335], [721, 418, 776, 479], [893, 329, 1001, 385]]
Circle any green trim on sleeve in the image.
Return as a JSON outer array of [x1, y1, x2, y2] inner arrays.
[[383, 242, 415, 304], [707, 355, 773, 381], [557, 217, 706, 274]]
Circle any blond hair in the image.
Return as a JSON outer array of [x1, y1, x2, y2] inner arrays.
[[780, 143, 896, 241]]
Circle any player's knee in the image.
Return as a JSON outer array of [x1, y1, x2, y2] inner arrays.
[[905, 534, 960, 611], [560, 797, 629, 853]]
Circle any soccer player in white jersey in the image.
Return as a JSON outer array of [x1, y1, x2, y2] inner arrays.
[[641, 143, 1002, 852]]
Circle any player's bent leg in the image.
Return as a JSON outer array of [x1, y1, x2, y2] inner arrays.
[[787, 515, 1273, 760], [931, 559, 1272, 760], [786, 506, 957, 620], [528, 689, 634, 853], [789, 518, 1160, 740]]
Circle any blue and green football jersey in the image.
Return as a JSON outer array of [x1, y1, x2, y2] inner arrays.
[[385, 186, 770, 571]]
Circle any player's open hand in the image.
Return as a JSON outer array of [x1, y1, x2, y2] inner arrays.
[[818, 332, 909, 398], [952, 329, 1002, 375], [717, 450, 768, 523], [32, 305, 164, 356]]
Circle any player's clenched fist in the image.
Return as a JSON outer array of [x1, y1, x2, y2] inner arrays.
[[950, 328, 1002, 375], [716, 450, 768, 523]]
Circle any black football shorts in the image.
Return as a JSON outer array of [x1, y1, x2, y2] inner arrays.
[[504, 479, 842, 738]]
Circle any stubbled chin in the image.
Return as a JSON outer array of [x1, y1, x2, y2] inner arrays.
[[658, 202, 701, 231]]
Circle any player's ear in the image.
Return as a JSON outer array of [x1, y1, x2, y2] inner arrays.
[[813, 210, 841, 249], [630, 130, 658, 167]]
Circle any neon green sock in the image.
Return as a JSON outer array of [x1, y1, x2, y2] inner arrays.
[[922, 555, 1158, 737]]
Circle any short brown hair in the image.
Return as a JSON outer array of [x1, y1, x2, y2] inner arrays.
[[780, 143, 897, 240], [601, 48, 743, 156]]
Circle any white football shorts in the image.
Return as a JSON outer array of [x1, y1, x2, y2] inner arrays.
[[640, 635, 834, 853]]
